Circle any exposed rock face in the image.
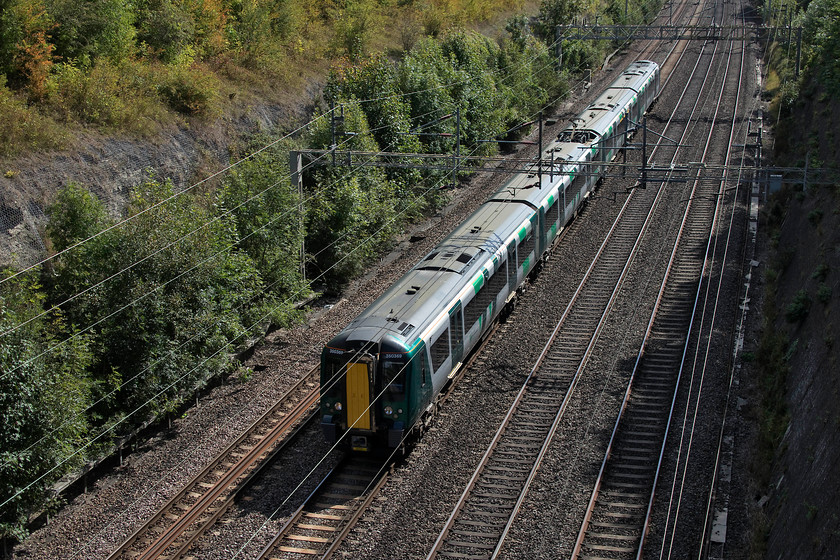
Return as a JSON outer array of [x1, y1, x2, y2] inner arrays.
[[764, 185, 840, 557], [0, 82, 321, 269], [2, 131, 211, 268]]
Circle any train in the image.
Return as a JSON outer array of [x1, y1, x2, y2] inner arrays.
[[320, 60, 660, 452]]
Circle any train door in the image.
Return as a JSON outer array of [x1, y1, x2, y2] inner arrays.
[[538, 207, 546, 256], [346, 358, 373, 431], [584, 152, 593, 192], [449, 302, 464, 366], [507, 241, 517, 291]]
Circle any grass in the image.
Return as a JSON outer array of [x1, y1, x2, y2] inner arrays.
[[0, 0, 540, 158], [0, 78, 67, 156]]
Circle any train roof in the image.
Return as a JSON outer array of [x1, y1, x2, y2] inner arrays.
[[337, 198, 535, 350], [558, 60, 659, 146]]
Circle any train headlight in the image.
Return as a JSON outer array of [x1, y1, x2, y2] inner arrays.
[[397, 408, 403, 414], [334, 402, 342, 411], [384, 406, 393, 416]]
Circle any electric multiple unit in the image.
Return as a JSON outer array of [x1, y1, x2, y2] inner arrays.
[[320, 60, 660, 452]]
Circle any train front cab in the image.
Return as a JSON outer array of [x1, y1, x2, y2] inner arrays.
[[320, 337, 430, 452]]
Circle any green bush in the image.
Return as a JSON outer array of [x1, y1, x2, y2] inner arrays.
[[329, 0, 382, 59], [46, 0, 137, 62], [220, 137, 308, 298], [46, 182, 110, 251], [135, 0, 230, 62], [397, 38, 462, 153], [46, 59, 163, 132], [306, 102, 404, 286], [0, 0, 24, 80], [136, 0, 196, 63], [45, 180, 272, 416], [327, 54, 419, 157], [331, 28, 563, 167], [812, 263, 830, 281], [439, 31, 506, 150], [537, 0, 583, 36], [802, 0, 840, 95], [785, 289, 812, 322], [156, 57, 221, 116], [307, 171, 401, 286], [817, 283, 832, 303], [227, 0, 286, 69]]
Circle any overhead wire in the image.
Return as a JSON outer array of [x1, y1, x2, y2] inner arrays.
[[61, 119, 464, 558], [59, 30, 603, 555], [0, 102, 449, 358], [7, 22, 605, 532], [8, 104, 453, 462], [64, 104, 498, 556], [0, 26, 567, 288], [0, 126, 364, 382], [1, 125, 454, 515], [0, 113, 332, 287], [0, 21, 587, 384], [232, 53, 639, 560], [227, 32, 634, 556]]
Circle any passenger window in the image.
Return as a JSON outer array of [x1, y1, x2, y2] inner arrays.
[[430, 328, 450, 373], [546, 202, 560, 233], [517, 230, 534, 268]]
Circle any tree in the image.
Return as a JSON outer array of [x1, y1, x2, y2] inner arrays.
[[8, 0, 56, 98], [45, 180, 274, 419], [0, 269, 93, 540], [326, 54, 420, 158], [537, 0, 583, 36], [802, 0, 840, 93], [46, 0, 136, 62], [220, 139, 307, 299], [46, 182, 110, 252]]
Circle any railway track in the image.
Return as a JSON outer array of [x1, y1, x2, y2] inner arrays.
[[256, 455, 389, 560], [421, 1, 751, 557], [250, 302, 522, 560], [107, 367, 320, 560], [118, 5, 753, 560], [424, 50, 717, 560], [649, 10, 755, 557], [571, 4, 749, 558]]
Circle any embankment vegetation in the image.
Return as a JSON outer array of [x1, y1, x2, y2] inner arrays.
[[0, 0, 664, 544]]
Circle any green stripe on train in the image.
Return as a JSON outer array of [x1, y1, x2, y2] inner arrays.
[[472, 274, 485, 294]]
